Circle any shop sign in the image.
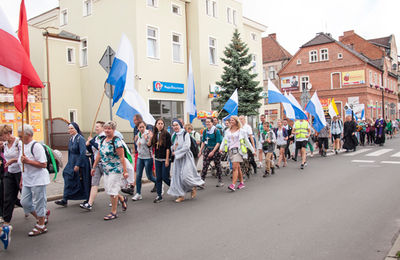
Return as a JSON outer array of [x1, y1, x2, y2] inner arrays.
[[153, 81, 184, 93], [280, 76, 299, 91], [342, 70, 365, 85]]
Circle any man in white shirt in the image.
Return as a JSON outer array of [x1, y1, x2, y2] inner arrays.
[[239, 115, 257, 174], [18, 125, 50, 237]]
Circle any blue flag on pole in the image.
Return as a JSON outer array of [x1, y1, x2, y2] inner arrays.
[[222, 89, 238, 116]]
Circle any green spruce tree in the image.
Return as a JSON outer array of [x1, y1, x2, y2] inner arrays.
[[215, 29, 262, 118]]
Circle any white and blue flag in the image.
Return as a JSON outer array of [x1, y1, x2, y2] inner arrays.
[[222, 89, 238, 116], [287, 92, 308, 120], [106, 34, 155, 126], [305, 91, 327, 132], [282, 91, 295, 119], [186, 52, 197, 123]]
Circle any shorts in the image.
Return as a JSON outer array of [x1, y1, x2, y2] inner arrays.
[[296, 140, 308, 149], [277, 144, 287, 149], [228, 148, 243, 163], [257, 140, 263, 150], [104, 173, 123, 196], [332, 134, 341, 140], [91, 164, 104, 186], [318, 137, 329, 149]]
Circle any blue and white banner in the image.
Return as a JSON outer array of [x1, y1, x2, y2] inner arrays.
[[222, 89, 238, 116], [286, 92, 308, 120], [305, 91, 327, 132], [107, 34, 155, 126], [186, 52, 197, 123]]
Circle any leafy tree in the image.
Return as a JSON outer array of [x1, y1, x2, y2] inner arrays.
[[215, 29, 262, 118]]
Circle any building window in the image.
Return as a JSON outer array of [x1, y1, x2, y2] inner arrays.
[[60, 9, 68, 26], [172, 3, 181, 15], [320, 49, 329, 61], [147, 0, 158, 7], [374, 73, 377, 85], [251, 32, 257, 41], [300, 76, 309, 92], [309, 50, 318, 63], [379, 75, 382, 86], [147, 26, 159, 59], [297, 59, 301, 65], [67, 47, 75, 64], [269, 66, 275, 79], [251, 54, 257, 73], [68, 109, 77, 123], [227, 7, 231, 23], [172, 33, 182, 63], [149, 100, 184, 127], [83, 0, 92, 16], [206, 0, 217, 17], [209, 37, 217, 65], [263, 67, 267, 81], [369, 70, 372, 84], [232, 9, 237, 25], [80, 39, 88, 67], [338, 53, 343, 59]]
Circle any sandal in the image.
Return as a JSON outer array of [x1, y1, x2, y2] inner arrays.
[[104, 213, 118, 221], [122, 196, 128, 211], [28, 225, 47, 237]]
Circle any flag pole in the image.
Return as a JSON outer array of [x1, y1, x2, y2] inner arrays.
[[21, 89, 25, 172], [89, 84, 107, 137]]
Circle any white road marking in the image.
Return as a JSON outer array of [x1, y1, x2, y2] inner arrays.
[[381, 161, 400, 164], [343, 149, 371, 156], [366, 149, 394, 157], [390, 152, 400, 158], [351, 160, 375, 163]]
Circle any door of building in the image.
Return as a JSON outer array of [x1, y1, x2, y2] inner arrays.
[[149, 100, 184, 127], [331, 73, 341, 89]]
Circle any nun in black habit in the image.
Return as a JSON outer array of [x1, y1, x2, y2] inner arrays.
[[55, 123, 91, 206]]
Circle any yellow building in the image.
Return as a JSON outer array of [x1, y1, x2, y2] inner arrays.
[[28, 0, 267, 146]]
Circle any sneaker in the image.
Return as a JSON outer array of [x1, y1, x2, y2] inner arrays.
[[335, 150, 338, 155], [300, 164, 304, 170], [304, 162, 308, 167], [263, 171, 269, 177], [153, 196, 163, 203], [228, 184, 236, 191], [271, 168, 275, 175], [237, 183, 245, 190], [132, 193, 143, 201], [216, 181, 224, 187], [80, 202, 93, 211], [150, 184, 157, 193], [0, 225, 12, 250], [197, 184, 205, 190], [121, 186, 134, 195]]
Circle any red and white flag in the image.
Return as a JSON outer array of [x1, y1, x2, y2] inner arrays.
[[0, 1, 43, 112]]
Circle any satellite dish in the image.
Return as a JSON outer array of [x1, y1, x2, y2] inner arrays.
[[307, 83, 312, 90]]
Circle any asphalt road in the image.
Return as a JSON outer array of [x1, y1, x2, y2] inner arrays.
[[2, 137, 400, 260]]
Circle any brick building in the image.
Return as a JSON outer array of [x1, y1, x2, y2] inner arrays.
[[262, 33, 292, 122], [278, 32, 399, 121]]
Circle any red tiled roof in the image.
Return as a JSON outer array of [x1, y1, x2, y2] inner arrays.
[[262, 35, 292, 63]]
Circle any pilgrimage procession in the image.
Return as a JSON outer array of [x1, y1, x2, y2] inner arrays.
[[0, 0, 400, 259]]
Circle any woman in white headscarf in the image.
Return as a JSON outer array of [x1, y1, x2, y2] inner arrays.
[[167, 119, 204, 203]]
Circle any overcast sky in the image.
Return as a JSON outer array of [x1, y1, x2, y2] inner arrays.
[[1, 0, 399, 55]]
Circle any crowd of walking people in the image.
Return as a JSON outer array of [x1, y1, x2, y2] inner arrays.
[[0, 113, 398, 249]]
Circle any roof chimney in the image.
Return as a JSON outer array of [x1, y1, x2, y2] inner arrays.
[[269, 33, 276, 40], [343, 30, 355, 37]]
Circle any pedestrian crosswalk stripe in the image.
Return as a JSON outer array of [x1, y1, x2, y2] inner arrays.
[[351, 160, 375, 163], [390, 152, 400, 158], [343, 149, 371, 156], [365, 149, 393, 157], [381, 161, 400, 164]]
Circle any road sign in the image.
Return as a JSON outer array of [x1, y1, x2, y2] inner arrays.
[[99, 46, 115, 73], [104, 82, 115, 99]]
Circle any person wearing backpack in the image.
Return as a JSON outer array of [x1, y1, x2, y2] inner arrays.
[[199, 117, 224, 188], [55, 122, 91, 207], [330, 116, 343, 154], [167, 120, 204, 203], [131, 121, 156, 201]]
